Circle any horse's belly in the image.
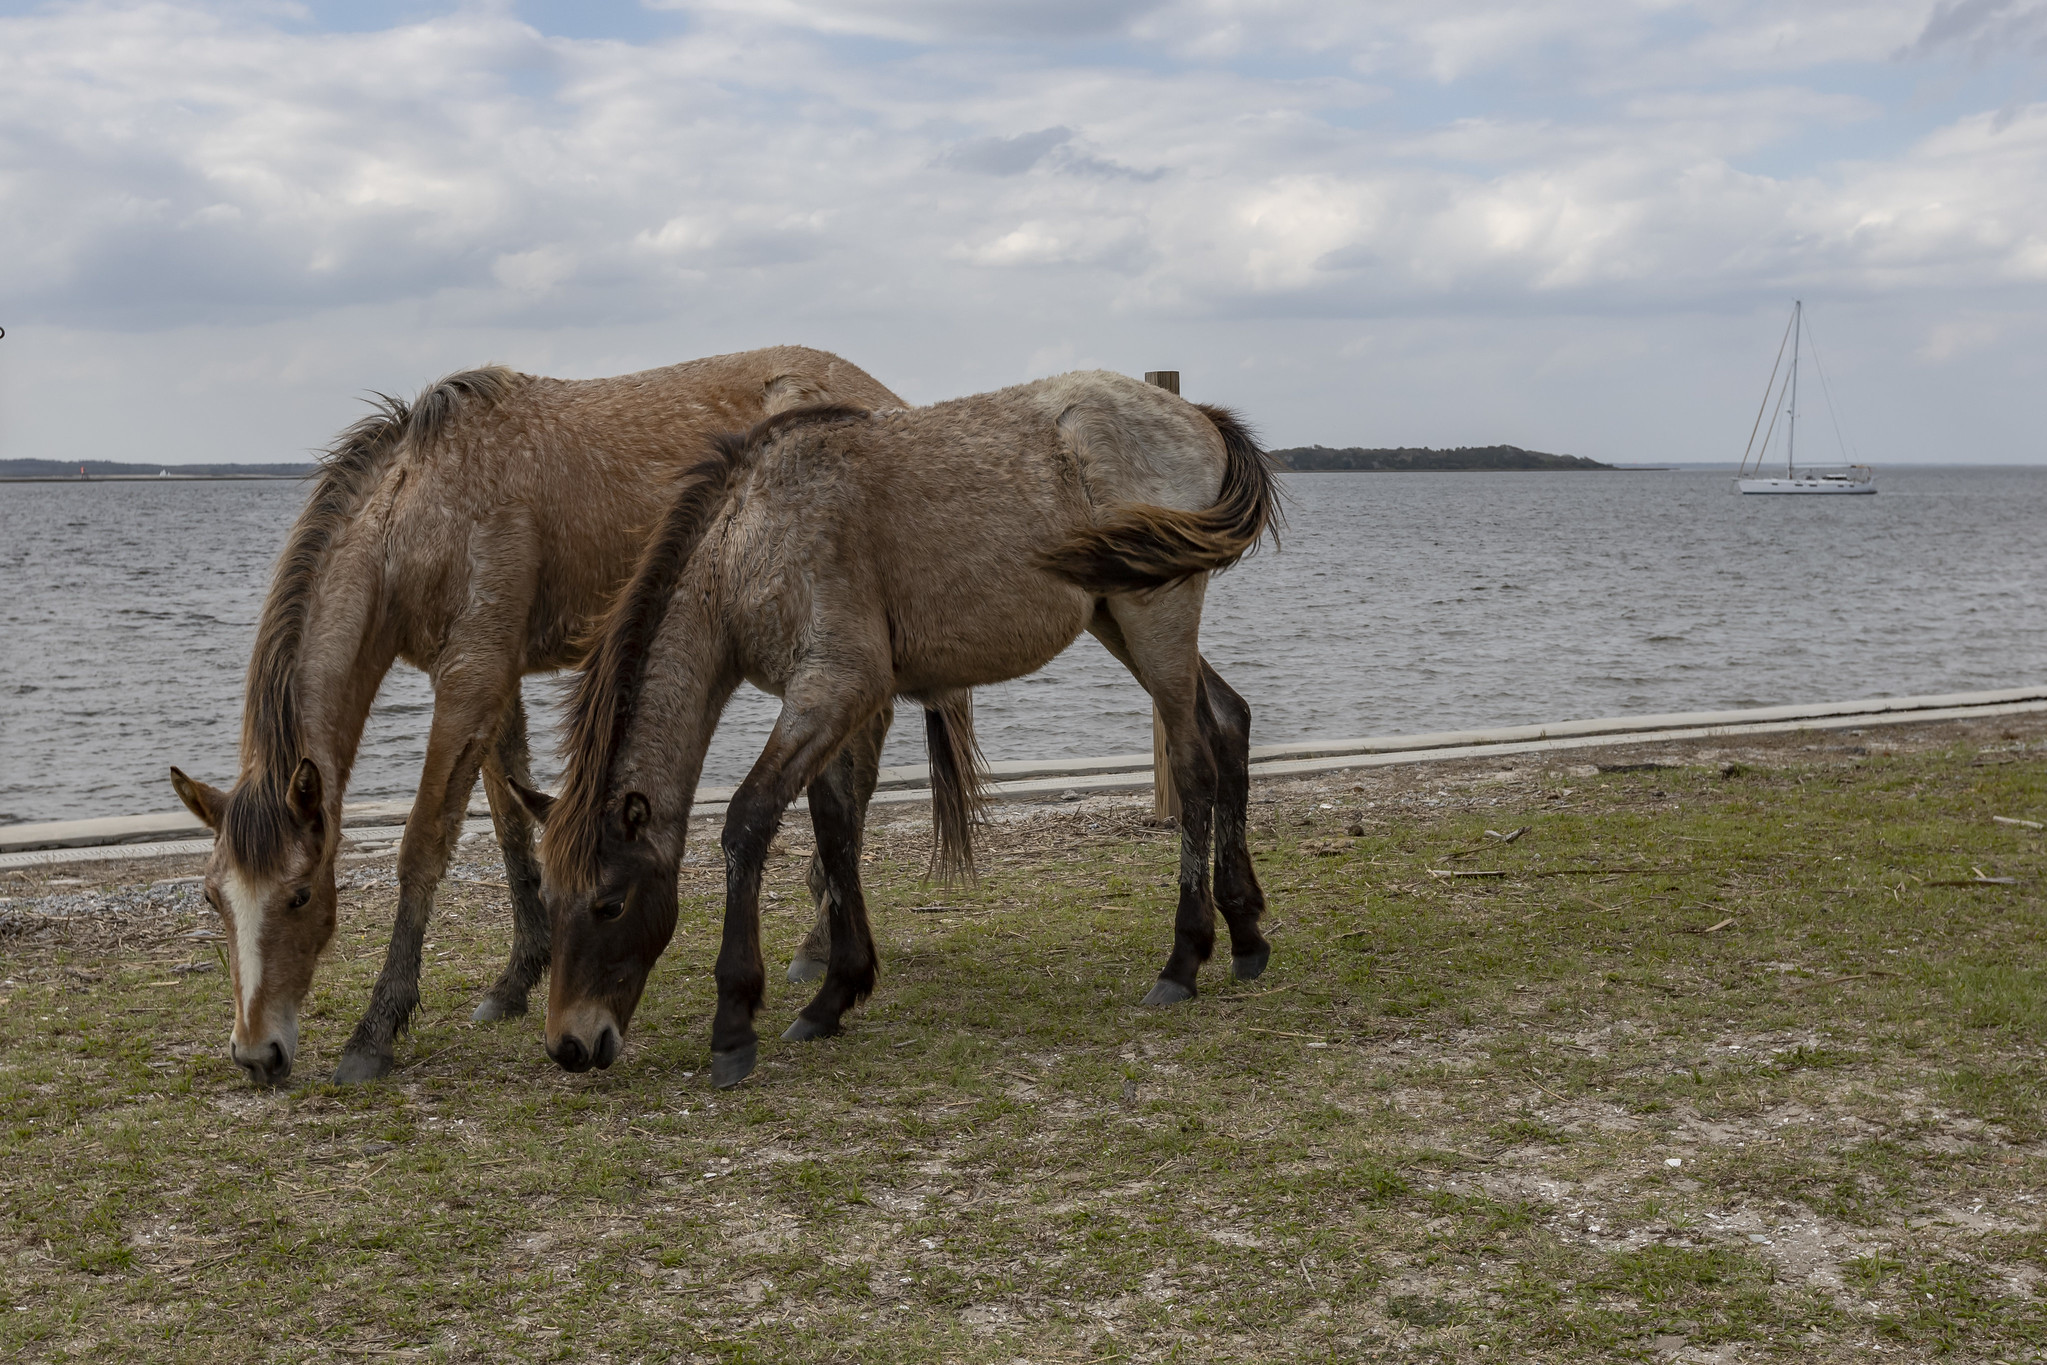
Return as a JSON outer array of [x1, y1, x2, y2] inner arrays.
[[888, 580, 1092, 693]]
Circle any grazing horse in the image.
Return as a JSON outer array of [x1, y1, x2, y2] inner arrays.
[[523, 371, 1280, 1088], [166, 347, 980, 1086]]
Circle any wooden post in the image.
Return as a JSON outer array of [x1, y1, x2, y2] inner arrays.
[[1144, 370, 1182, 822]]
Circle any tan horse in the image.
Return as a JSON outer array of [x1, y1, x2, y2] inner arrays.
[[523, 372, 1280, 1087], [167, 347, 978, 1086]]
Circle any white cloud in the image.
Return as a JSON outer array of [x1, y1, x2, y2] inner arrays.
[[0, 0, 2041, 467]]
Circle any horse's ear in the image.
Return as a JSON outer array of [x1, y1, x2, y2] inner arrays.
[[169, 767, 226, 831], [287, 758, 324, 829], [620, 792, 650, 841], [507, 777, 556, 825], [763, 373, 828, 414]]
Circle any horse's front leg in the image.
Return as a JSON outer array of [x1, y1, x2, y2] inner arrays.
[[335, 666, 516, 1082], [712, 677, 888, 1088], [788, 702, 891, 984], [783, 750, 880, 1042], [474, 688, 549, 1022]]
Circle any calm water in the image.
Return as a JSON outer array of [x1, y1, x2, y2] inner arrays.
[[4, 469, 2044, 824]]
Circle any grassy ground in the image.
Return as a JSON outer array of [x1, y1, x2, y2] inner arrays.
[[2, 716, 2044, 1363]]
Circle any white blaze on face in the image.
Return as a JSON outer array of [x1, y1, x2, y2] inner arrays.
[[222, 868, 266, 1032]]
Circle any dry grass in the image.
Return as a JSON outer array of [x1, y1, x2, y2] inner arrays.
[[2, 716, 2044, 1362]]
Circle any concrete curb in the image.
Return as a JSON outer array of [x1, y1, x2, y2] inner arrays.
[[3, 684, 2041, 870]]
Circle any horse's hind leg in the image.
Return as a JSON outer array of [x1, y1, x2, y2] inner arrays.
[[783, 753, 879, 1043], [1197, 658, 1268, 980], [1094, 589, 1220, 1006], [474, 689, 549, 1021], [790, 703, 891, 984]]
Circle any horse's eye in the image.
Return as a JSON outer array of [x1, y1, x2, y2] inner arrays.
[[288, 887, 312, 910], [593, 900, 626, 923]]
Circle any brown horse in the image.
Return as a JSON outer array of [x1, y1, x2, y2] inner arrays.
[[166, 347, 978, 1086], [523, 371, 1280, 1087]]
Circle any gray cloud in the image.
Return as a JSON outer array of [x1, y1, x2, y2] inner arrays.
[[936, 126, 1074, 174], [935, 127, 1165, 180], [1906, 0, 2047, 60], [674, 0, 1164, 42]]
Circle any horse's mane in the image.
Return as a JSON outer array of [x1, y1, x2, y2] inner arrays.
[[546, 404, 870, 893], [222, 366, 522, 872]]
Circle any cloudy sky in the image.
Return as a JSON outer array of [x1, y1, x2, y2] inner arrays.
[[1, 0, 2042, 465]]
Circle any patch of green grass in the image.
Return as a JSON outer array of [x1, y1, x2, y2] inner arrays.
[[3, 730, 2045, 1360], [1949, 962, 2047, 1036], [1592, 1244, 1772, 1305], [1384, 1291, 1464, 1326], [1490, 1116, 1569, 1145], [1941, 1061, 2046, 1140], [1771, 1044, 1855, 1071]]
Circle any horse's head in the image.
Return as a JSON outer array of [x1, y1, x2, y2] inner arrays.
[[169, 758, 337, 1086], [522, 784, 680, 1073]]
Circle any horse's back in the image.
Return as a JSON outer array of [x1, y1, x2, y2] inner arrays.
[[345, 347, 905, 669]]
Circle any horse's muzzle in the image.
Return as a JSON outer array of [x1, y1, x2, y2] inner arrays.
[[232, 1037, 292, 1087], [549, 1024, 620, 1073]]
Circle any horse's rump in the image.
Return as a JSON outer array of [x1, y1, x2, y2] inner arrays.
[[1037, 402, 1281, 595]]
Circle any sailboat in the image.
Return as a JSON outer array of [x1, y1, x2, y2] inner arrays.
[[1735, 301, 1874, 495]]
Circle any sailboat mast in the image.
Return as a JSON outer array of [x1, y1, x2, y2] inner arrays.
[[1787, 300, 1801, 476]]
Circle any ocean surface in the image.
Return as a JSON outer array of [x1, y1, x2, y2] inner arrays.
[[4, 468, 2044, 825]]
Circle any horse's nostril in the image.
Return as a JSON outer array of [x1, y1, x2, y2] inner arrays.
[[593, 1027, 620, 1069], [236, 1045, 287, 1088], [552, 1035, 591, 1072]]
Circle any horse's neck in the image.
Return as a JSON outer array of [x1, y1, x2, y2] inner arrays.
[[289, 538, 399, 812], [617, 603, 739, 850]]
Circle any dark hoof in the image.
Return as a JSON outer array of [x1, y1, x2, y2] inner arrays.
[[1231, 945, 1272, 982], [1141, 979, 1196, 1007], [786, 956, 828, 985], [781, 1015, 841, 1043], [711, 1042, 758, 1089], [472, 993, 528, 1023], [332, 1050, 393, 1085]]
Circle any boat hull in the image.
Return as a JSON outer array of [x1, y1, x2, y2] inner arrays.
[[1735, 477, 1876, 495]]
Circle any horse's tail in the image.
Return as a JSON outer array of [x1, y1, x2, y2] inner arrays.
[[923, 690, 988, 881], [1039, 403, 1283, 595]]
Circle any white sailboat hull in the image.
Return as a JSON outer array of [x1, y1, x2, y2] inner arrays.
[[1735, 303, 1874, 495], [1736, 476, 1876, 495]]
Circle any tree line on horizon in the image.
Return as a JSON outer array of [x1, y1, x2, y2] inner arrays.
[[1267, 444, 1612, 471], [0, 459, 317, 478]]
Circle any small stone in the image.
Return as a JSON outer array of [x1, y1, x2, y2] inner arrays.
[[1060, 789, 1081, 802]]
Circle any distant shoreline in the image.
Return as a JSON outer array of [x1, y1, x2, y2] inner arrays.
[[1269, 444, 1612, 472], [0, 459, 316, 480], [0, 474, 306, 483]]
